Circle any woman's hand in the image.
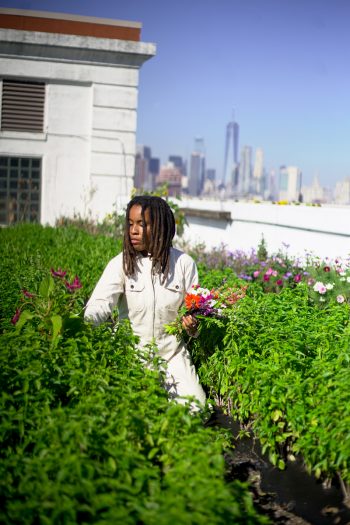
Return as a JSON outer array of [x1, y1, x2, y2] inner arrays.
[[182, 314, 199, 337]]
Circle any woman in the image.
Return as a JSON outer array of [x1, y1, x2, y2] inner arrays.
[[84, 195, 206, 408]]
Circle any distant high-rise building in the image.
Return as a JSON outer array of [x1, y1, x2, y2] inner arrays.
[[253, 148, 264, 195], [206, 168, 216, 182], [188, 153, 202, 196], [134, 145, 153, 190], [148, 157, 160, 190], [301, 175, 327, 204], [278, 166, 302, 201], [222, 118, 239, 191], [157, 162, 182, 197], [188, 138, 205, 196], [239, 145, 252, 195], [334, 177, 350, 204], [168, 155, 185, 174]]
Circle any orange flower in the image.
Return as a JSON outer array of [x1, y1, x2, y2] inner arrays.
[[185, 293, 201, 310]]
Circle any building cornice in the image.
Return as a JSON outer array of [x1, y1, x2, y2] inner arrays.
[[0, 28, 156, 67], [0, 8, 142, 42]]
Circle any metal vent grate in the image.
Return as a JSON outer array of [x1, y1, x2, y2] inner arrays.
[[1, 80, 45, 132]]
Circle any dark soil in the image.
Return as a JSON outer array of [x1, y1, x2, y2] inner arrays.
[[206, 407, 350, 525]]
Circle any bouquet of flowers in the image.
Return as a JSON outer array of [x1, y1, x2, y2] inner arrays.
[[165, 283, 247, 340]]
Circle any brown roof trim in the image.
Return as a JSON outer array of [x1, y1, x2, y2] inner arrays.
[[0, 8, 141, 41]]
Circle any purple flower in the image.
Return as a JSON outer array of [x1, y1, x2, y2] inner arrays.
[[51, 268, 67, 278], [65, 275, 82, 292], [11, 308, 21, 325]]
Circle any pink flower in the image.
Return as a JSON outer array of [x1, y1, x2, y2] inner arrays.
[[294, 274, 302, 283], [313, 282, 327, 294], [276, 279, 283, 286], [263, 274, 270, 282], [65, 275, 82, 292], [337, 295, 345, 304], [265, 267, 274, 276], [22, 288, 34, 298], [253, 270, 260, 278], [51, 268, 67, 278], [11, 308, 21, 325]]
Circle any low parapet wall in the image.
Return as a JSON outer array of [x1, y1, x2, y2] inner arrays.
[[177, 198, 350, 260]]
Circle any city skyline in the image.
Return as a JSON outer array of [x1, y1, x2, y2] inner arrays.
[[2, 0, 350, 187]]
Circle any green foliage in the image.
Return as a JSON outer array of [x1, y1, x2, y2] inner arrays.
[[0, 226, 267, 525], [257, 235, 268, 261], [194, 283, 350, 484], [0, 224, 121, 331]]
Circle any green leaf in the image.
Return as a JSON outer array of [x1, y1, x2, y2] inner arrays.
[[39, 275, 54, 298], [51, 314, 62, 340], [15, 310, 33, 331]]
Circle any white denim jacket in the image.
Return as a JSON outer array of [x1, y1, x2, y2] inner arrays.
[[84, 247, 198, 357]]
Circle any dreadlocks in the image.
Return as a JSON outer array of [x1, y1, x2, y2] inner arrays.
[[123, 195, 176, 279]]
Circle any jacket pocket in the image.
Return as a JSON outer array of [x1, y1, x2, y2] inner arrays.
[[158, 280, 184, 321], [125, 280, 145, 313]]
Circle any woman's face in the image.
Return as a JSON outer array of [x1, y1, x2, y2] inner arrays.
[[128, 204, 151, 255]]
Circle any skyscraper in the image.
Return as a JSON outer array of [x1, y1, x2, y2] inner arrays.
[[253, 147, 264, 196], [222, 118, 239, 191], [188, 138, 205, 196], [278, 166, 302, 202], [239, 145, 252, 195], [134, 145, 149, 190]]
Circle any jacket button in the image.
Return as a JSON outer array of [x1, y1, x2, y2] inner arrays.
[[175, 285, 179, 289], [131, 284, 134, 289]]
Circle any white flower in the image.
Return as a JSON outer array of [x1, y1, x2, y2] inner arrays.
[[337, 295, 345, 304], [347, 277, 350, 283], [326, 283, 334, 290]]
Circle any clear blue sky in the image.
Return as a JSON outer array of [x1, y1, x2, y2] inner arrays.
[[2, 0, 350, 187]]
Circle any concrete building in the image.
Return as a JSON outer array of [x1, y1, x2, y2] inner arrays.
[[278, 166, 302, 202], [188, 152, 204, 196], [252, 147, 264, 196], [157, 162, 182, 196], [334, 177, 350, 205], [0, 8, 155, 225], [134, 145, 154, 191], [301, 175, 327, 204], [239, 145, 252, 196]]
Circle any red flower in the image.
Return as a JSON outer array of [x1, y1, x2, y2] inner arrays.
[[185, 293, 201, 310], [276, 279, 283, 286], [51, 268, 67, 278], [323, 266, 331, 272], [11, 308, 21, 325], [22, 288, 34, 298], [294, 274, 302, 283], [65, 275, 82, 293], [263, 274, 270, 282]]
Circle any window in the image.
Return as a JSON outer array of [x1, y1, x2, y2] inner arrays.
[[1, 79, 45, 132], [0, 156, 41, 225]]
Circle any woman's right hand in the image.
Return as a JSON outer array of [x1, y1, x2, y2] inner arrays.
[[182, 314, 199, 336]]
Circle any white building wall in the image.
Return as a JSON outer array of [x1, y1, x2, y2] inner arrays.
[[177, 197, 350, 261], [0, 26, 155, 224]]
